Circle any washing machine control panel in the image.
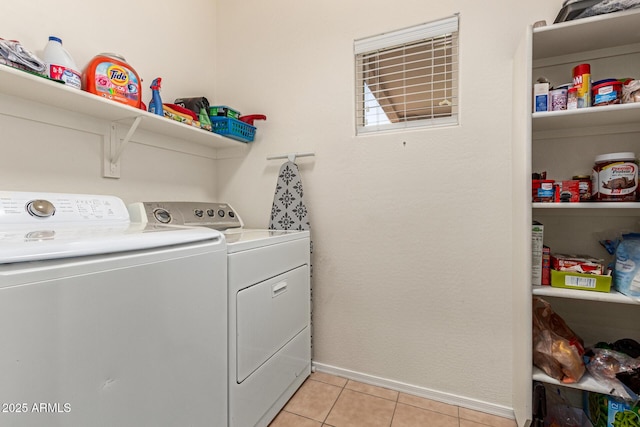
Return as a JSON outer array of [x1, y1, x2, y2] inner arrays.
[[129, 201, 242, 231], [0, 191, 130, 225]]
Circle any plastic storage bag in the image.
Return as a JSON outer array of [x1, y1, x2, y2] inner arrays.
[[577, 0, 640, 19], [536, 382, 591, 427], [0, 39, 46, 74], [587, 348, 640, 401], [614, 233, 640, 299], [533, 297, 586, 383]]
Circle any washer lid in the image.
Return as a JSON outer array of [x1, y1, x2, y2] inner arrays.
[[0, 191, 225, 263], [0, 222, 225, 264], [223, 229, 309, 253]]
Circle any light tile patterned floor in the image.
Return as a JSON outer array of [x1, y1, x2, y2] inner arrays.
[[269, 372, 517, 427]]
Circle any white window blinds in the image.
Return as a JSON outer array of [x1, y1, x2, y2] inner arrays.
[[355, 15, 459, 134]]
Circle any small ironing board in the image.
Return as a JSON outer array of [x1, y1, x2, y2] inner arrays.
[[269, 161, 311, 232], [269, 160, 313, 356]]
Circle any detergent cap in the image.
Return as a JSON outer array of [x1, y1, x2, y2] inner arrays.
[[98, 52, 128, 62]]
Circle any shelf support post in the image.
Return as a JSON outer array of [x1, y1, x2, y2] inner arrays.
[[103, 116, 143, 179]]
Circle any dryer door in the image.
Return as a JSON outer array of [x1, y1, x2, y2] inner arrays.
[[236, 264, 310, 383]]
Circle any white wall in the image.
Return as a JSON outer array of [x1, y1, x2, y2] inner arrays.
[[215, 0, 560, 413], [0, 0, 219, 204], [1, 0, 567, 417]]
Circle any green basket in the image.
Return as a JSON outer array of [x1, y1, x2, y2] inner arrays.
[[210, 117, 256, 143], [209, 106, 241, 119]]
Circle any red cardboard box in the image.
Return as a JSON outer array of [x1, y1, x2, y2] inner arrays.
[[555, 180, 580, 202], [542, 245, 551, 286], [551, 253, 604, 275]]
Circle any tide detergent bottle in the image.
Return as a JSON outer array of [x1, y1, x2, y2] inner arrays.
[[82, 53, 142, 109]]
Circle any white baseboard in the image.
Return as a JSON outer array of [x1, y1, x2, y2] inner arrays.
[[311, 361, 515, 421]]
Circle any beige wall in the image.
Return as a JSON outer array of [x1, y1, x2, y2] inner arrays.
[[0, 0, 219, 204], [216, 0, 560, 413], [1, 0, 564, 416]]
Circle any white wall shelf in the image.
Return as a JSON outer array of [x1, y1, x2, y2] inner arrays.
[[532, 102, 640, 132], [532, 367, 616, 396], [0, 65, 248, 177], [532, 9, 640, 60], [533, 286, 640, 305], [533, 202, 640, 209]]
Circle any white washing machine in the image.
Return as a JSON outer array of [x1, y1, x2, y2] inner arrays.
[[129, 201, 311, 427], [0, 191, 228, 427]]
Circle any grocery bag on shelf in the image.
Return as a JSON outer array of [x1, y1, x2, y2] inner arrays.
[[533, 296, 586, 383]]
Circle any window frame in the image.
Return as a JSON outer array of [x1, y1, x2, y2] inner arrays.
[[354, 15, 459, 135]]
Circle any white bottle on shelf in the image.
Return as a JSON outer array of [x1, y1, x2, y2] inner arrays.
[[42, 36, 81, 89]]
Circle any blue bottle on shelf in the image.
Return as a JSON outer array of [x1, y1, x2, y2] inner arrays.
[[148, 78, 163, 116]]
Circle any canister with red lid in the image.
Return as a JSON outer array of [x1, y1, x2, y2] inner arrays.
[[592, 79, 622, 106], [592, 152, 638, 201], [572, 63, 591, 108]]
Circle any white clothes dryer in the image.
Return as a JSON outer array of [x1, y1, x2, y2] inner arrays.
[[0, 192, 228, 427], [129, 201, 311, 427]]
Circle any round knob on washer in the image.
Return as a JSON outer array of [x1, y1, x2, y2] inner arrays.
[[26, 199, 56, 218], [153, 208, 172, 224]]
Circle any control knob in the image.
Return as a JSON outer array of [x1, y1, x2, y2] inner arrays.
[[26, 199, 56, 218], [153, 208, 172, 224]]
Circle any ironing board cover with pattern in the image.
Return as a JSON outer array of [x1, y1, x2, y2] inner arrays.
[[269, 161, 311, 231], [269, 160, 313, 356]]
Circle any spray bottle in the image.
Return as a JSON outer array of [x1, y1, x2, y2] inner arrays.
[[148, 78, 163, 116]]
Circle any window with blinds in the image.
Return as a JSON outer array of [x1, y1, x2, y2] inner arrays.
[[355, 15, 459, 134]]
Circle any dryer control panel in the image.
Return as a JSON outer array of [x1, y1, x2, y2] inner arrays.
[[128, 201, 243, 231]]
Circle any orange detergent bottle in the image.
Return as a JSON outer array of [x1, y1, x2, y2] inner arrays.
[[82, 53, 142, 109]]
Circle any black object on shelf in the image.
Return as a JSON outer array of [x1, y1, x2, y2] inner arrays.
[[532, 383, 546, 427], [554, 0, 605, 23], [555, 0, 640, 23], [616, 368, 640, 394]]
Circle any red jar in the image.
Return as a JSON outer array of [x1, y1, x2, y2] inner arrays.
[[572, 175, 592, 202]]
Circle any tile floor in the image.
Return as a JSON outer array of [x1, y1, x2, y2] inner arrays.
[[269, 372, 517, 427]]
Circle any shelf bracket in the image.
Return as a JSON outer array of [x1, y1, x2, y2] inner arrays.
[[103, 116, 143, 179]]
